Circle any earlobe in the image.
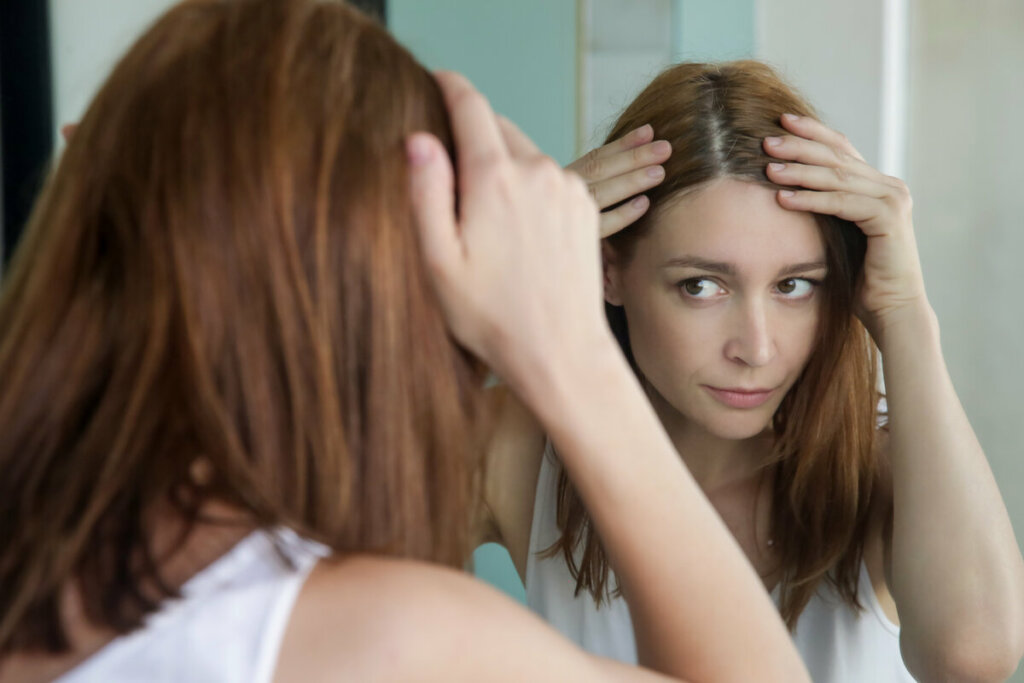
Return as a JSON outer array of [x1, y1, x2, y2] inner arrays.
[[601, 242, 624, 307]]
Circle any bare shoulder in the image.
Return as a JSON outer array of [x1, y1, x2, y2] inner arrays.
[[476, 383, 548, 577], [274, 555, 667, 682]]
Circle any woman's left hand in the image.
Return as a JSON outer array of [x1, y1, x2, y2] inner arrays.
[[763, 114, 927, 342]]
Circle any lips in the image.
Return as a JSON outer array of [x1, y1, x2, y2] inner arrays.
[[702, 385, 777, 409]]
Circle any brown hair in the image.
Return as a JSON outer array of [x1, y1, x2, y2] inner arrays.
[[548, 61, 883, 628], [0, 0, 488, 655]]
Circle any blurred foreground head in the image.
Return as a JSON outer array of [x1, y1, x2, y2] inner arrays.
[[0, 0, 486, 654]]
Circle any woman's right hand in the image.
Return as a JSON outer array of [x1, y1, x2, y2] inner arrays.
[[407, 72, 612, 388], [566, 126, 671, 238]]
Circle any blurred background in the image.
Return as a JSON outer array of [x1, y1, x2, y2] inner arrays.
[[1, 2, 1021, 677]]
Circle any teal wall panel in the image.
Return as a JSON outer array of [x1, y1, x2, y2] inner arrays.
[[673, 0, 756, 61], [390, 1, 576, 602], [390, 0, 577, 165], [473, 543, 527, 604]]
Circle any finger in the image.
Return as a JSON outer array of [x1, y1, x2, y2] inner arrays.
[[585, 124, 655, 161], [765, 161, 888, 199], [61, 124, 78, 142], [407, 132, 461, 273], [496, 115, 541, 159], [763, 134, 876, 177], [779, 113, 865, 161], [589, 163, 666, 210], [569, 139, 672, 185], [776, 189, 888, 233], [434, 71, 508, 174], [599, 195, 651, 238]]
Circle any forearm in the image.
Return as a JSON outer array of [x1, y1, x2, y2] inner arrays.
[[879, 301, 1024, 678], [509, 337, 808, 683]]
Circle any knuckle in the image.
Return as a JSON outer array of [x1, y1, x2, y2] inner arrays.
[[827, 189, 851, 208], [455, 87, 489, 112], [531, 155, 563, 180], [572, 177, 598, 209], [565, 170, 588, 195], [887, 180, 913, 211], [421, 246, 453, 280], [475, 154, 506, 182], [580, 151, 605, 180]]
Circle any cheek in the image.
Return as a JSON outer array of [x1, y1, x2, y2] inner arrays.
[[622, 296, 710, 382], [782, 305, 822, 369]]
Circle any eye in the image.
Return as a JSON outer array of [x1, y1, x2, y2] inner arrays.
[[776, 278, 817, 298], [679, 278, 726, 299]]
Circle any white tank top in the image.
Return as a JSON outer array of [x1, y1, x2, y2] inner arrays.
[[525, 445, 916, 682], [59, 528, 327, 683]]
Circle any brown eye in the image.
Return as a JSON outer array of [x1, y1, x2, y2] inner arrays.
[[775, 278, 816, 298], [679, 278, 725, 299], [683, 279, 706, 296]]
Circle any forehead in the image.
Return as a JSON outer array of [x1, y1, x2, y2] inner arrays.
[[636, 178, 825, 269]]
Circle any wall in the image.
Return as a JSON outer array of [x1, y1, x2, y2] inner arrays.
[[389, 0, 579, 604], [755, 0, 889, 171], [390, 0, 577, 165], [49, 0, 174, 145], [906, 8, 1024, 679]]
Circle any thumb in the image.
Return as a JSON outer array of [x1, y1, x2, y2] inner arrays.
[[407, 132, 460, 276]]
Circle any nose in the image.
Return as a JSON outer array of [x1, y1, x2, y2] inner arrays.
[[723, 298, 777, 368]]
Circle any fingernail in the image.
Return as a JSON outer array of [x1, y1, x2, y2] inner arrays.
[[635, 124, 654, 140], [632, 195, 649, 209], [779, 189, 795, 198], [406, 135, 433, 165], [782, 113, 800, 122], [651, 140, 672, 156], [765, 136, 783, 147], [768, 162, 786, 172], [647, 165, 665, 179]]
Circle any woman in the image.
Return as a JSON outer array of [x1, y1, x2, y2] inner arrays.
[[475, 61, 1024, 682], [0, 3, 809, 681]]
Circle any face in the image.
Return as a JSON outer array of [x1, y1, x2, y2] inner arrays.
[[605, 178, 826, 442]]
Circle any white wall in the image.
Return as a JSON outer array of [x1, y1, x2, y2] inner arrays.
[[48, 0, 174, 145], [579, 0, 675, 153], [755, 0, 890, 171], [758, 9, 1024, 672], [907, 11, 1024, 679]]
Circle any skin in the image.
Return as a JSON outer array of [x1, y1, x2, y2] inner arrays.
[[604, 178, 825, 450], [478, 114, 1024, 681], [6, 73, 811, 683], [603, 177, 827, 585]]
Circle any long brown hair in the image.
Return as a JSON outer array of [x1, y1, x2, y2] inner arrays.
[[549, 61, 883, 628], [0, 0, 488, 655]]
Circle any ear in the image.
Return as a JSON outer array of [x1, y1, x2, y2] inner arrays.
[[601, 241, 625, 307]]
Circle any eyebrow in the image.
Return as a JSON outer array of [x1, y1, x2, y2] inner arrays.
[[661, 256, 828, 278]]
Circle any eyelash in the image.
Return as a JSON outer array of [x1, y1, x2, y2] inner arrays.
[[677, 277, 822, 301]]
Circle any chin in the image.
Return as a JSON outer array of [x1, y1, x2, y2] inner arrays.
[[702, 410, 774, 441]]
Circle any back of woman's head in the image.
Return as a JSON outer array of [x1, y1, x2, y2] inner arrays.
[[0, 0, 486, 654], [554, 61, 882, 628]]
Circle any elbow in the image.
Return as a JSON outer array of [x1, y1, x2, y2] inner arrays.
[[904, 625, 1024, 683], [939, 645, 1020, 683]]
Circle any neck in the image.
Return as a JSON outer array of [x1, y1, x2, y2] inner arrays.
[[645, 383, 773, 492]]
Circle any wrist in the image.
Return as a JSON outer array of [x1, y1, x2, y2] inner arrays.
[[870, 297, 939, 355], [500, 329, 631, 429]]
